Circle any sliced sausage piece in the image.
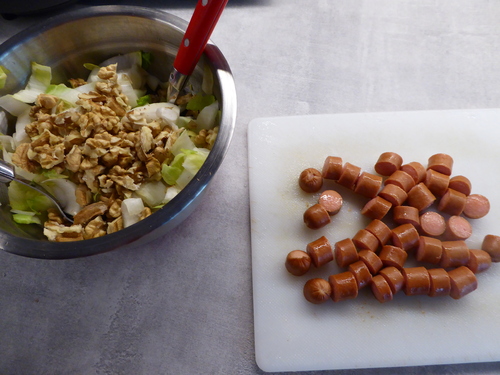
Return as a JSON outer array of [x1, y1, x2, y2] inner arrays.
[[378, 184, 408, 206], [334, 238, 359, 268], [318, 190, 343, 215], [352, 229, 379, 252], [348, 260, 373, 289], [448, 266, 478, 299], [379, 266, 405, 294], [428, 153, 453, 176], [361, 196, 392, 220], [463, 194, 490, 219], [365, 219, 392, 246], [481, 234, 500, 262], [424, 169, 450, 197], [385, 170, 416, 192], [449, 175, 472, 196], [419, 211, 446, 237], [391, 223, 419, 251], [303, 278, 332, 304], [354, 171, 383, 198], [285, 250, 312, 276], [306, 236, 334, 267], [379, 245, 408, 270], [393, 205, 420, 227], [437, 188, 466, 216], [415, 236, 442, 264], [358, 250, 383, 275], [337, 162, 361, 190], [303, 204, 331, 229], [407, 183, 436, 211], [401, 161, 427, 184], [329, 271, 359, 302], [444, 215, 472, 240], [428, 268, 451, 297], [375, 152, 403, 176], [322, 156, 343, 180], [440, 240, 470, 268], [467, 249, 492, 273], [299, 168, 323, 193], [402, 267, 431, 296], [371, 275, 394, 303]]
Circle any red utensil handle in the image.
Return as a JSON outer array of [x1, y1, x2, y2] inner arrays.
[[174, 0, 228, 76]]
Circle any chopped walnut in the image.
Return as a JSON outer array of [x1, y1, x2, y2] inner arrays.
[[83, 216, 107, 240], [11, 143, 39, 173], [73, 201, 108, 226], [107, 216, 124, 234], [43, 221, 83, 242]]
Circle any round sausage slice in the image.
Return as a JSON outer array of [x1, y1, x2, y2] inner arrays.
[[467, 249, 492, 273], [371, 275, 394, 303], [318, 190, 343, 215], [419, 211, 446, 237], [348, 260, 373, 289], [352, 229, 379, 252], [379, 184, 408, 206], [463, 194, 490, 219], [375, 152, 403, 176], [337, 162, 361, 190], [306, 236, 334, 267], [299, 168, 323, 193], [401, 161, 427, 184], [329, 271, 359, 302], [437, 188, 466, 216], [440, 240, 470, 268], [361, 196, 392, 220], [428, 153, 453, 176], [393, 205, 420, 227], [304, 204, 331, 229], [358, 250, 383, 275], [322, 156, 343, 180], [415, 236, 442, 264], [354, 171, 383, 198], [481, 234, 500, 262], [385, 170, 416, 192], [379, 245, 408, 270], [334, 238, 359, 268], [444, 215, 472, 240], [407, 183, 436, 211], [402, 267, 431, 296], [449, 175, 472, 196], [365, 219, 392, 246], [379, 266, 405, 294], [428, 268, 451, 297], [448, 266, 478, 299], [391, 223, 419, 251], [425, 169, 450, 197]]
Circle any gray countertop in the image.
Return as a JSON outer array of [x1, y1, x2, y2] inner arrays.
[[1, 1, 500, 374]]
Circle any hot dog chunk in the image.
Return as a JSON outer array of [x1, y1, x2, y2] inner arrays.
[[303, 204, 331, 229], [299, 168, 323, 193], [318, 190, 343, 215], [329, 272, 359, 302], [448, 266, 478, 299], [403, 267, 431, 296], [375, 152, 403, 176], [371, 275, 394, 303]]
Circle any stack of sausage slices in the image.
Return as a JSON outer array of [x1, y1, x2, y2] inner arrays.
[[286, 152, 500, 304]]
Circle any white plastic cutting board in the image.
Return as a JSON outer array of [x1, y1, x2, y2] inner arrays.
[[248, 109, 500, 373]]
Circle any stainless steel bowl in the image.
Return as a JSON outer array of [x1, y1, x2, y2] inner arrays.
[[0, 6, 236, 259]]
